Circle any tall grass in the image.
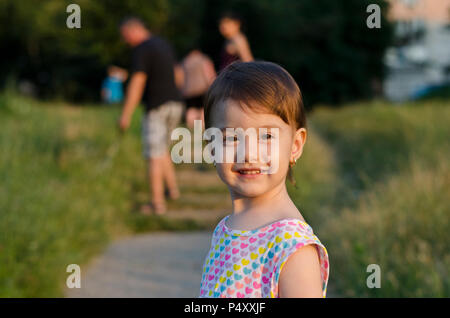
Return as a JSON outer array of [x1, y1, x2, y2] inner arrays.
[[287, 130, 340, 227], [325, 158, 449, 297], [0, 94, 203, 297], [306, 100, 450, 297]]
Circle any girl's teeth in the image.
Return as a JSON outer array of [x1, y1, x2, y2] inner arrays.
[[240, 170, 260, 174]]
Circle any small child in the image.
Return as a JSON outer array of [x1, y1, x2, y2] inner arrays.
[[199, 61, 329, 298], [101, 66, 128, 104]]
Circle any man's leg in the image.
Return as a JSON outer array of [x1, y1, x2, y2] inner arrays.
[[162, 101, 184, 200], [141, 107, 168, 215], [162, 152, 179, 199], [148, 156, 166, 214]]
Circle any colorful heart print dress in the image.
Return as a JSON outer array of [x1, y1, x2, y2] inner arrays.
[[199, 215, 330, 298]]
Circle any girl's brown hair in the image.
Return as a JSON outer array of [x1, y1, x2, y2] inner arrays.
[[203, 61, 306, 186], [204, 61, 306, 131]]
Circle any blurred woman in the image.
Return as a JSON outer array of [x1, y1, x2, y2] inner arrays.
[[218, 12, 254, 71], [177, 49, 216, 129]]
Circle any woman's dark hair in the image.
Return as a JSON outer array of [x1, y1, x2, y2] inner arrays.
[[219, 11, 243, 24], [118, 16, 148, 30]]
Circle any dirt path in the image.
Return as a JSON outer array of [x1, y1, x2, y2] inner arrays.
[[66, 165, 230, 298], [65, 231, 214, 298]]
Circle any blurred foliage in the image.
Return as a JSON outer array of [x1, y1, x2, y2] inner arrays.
[[325, 158, 450, 297], [0, 0, 392, 106], [307, 101, 450, 297], [201, 0, 393, 107], [0, 92, 209, 297], [416, 84, 450, 101]]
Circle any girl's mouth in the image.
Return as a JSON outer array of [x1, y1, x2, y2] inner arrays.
[[235, 168, 266, 178], [238, 169, 261, 175]]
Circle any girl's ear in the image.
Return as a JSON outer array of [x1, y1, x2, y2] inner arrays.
[[291, 128, 307, 162]]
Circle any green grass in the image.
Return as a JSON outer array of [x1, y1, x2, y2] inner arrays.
[[288, 99, 450, 297], [324, 158, 449, 297], [1, 92, 449, 297], [0, 93, 207, 297]]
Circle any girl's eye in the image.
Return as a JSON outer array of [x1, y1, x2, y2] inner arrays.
[[260, 133, 272, 140]]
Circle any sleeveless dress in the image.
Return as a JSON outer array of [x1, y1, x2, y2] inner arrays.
[[199, 215, 330, 298]]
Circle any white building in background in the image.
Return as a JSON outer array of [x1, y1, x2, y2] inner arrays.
[[384, 0, 450, 101]]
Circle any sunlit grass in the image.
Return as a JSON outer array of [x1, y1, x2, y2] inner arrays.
[[0, 94, 204, 296], [304, 100, 450, 297]]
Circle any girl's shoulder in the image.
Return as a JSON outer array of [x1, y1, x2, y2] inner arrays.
[[210, 215, 231, 242], [268, 218, 316, 238], [259, 218, 324, 252], [266, 218, 330, 298], [213, 215, 229, 235]]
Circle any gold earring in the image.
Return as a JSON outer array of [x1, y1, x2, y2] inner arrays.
[[290, 157, 297, 167]]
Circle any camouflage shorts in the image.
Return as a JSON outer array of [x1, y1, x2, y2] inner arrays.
[[142, 101, 184, 158]]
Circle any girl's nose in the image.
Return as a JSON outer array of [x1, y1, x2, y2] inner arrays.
[[237, 133, 258, 163]]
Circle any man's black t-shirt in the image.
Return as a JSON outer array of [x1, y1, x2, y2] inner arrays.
[[131, 36, 182, 112]]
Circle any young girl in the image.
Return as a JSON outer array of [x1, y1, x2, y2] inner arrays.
[[198, 61, 329, 298]]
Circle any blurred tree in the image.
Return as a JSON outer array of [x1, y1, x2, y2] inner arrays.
[[198, 0, 393, 107], [0, 0, 173, 101], [0, 0, 392, 106]]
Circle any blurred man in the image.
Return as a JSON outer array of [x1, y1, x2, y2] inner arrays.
[[118, 17, 184, 215]]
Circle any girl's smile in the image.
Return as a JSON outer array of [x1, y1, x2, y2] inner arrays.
[[233, 165, 273, 179], [235, 167, 262, 178]]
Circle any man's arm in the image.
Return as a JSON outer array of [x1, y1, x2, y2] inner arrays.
[[119, 71, 147, 131]]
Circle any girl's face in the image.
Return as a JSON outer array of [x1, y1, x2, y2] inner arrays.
[[211, 99, 306, 199], [219, 18, 241, 39]]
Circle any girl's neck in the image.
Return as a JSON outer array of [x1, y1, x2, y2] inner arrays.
[[230, 181, 297, 219]]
